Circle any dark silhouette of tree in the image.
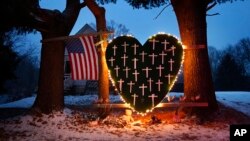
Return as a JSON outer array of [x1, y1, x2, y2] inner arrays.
[[215, 53, 246, 90], [4, 47, 40, 99], [1, 0, 113, 113], [0, 31, 21, 93], [208, 46, 221, 82]]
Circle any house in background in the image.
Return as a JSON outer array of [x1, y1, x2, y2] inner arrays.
[[64, 24, 98, 94]]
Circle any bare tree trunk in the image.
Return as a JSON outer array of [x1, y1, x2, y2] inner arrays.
[[33, 34, 65, 113], [171, 0, 218, 113], [86, 0, 109, 103], [31, 0, 82, 114]]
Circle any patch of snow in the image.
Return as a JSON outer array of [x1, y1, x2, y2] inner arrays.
[[0, 96, 35, 108], [0, 108, 229, 141], [1, 91, 250, 140], [216, 91, 250, 116]]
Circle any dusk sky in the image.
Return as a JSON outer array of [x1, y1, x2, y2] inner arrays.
[[27, 0, 250, 51]]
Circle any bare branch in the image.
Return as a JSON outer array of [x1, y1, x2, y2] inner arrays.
[[207, 13, 220, 16], [80, 1, 87, 8], [206, 1, 217, 11], [154, 3, 171, 20], [85, 0, 107, 31]]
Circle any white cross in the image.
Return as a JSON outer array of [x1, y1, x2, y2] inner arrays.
[[147, 78, 154, 92], [149, 53, 158, 65], [118, 79, 124, 91], [149, 38, 159, 50], [156, 79, 163, 91], [168, 45, 176, 56], [142, 67, 152, 78], [112, 45, 117, 56], [148, 94, 158, 107], [165, 74, 174, 84], [133, 70, 140, 82], [122, 42, 129, 53], [161, 40, 169, 50], [108, 57, 115, 67], [168, 59, 174, 71], [114, 66, 120, 77], [140, 51, 147, 62], [127, 81, 135, 93], [123, 67, 131, 78], [159, 51, 167, 64], [156, 65, 164, 77], [132, 43, 139, 55], [132, 58, 139, 69], [131, 93, 138, 106], [121, 54, 128, 67], [139, 83, 147, 96]]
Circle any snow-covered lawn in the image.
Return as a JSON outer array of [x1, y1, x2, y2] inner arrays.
[[0, 91, 249, 141]]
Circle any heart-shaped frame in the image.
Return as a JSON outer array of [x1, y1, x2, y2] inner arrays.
[[106, 33, 183, 113]]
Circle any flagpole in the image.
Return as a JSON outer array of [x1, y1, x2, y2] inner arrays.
[[41, 31, 113, 43]]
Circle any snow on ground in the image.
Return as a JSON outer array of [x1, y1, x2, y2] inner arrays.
[[215, 91, 250, 116], [0, 92, 249, 141], [1, 92, 249, 116]]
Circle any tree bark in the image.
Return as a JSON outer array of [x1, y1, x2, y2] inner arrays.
[[32, 0, 82, 113], [171, 0, 218, 112], [33, 34, 65, 113], [86, 0, 109, 103]]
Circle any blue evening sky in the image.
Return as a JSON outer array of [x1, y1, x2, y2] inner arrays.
[[27, 0, 250, 51]]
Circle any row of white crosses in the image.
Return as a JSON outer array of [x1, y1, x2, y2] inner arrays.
[[109, 57, 175, 74], [113, 66, 174, 82], [118, 78, 169, 95], [131, 93, 158, 107], [112, 41, 176, 57], [109, 39, 177, 108], [110, 52, 175, 66]]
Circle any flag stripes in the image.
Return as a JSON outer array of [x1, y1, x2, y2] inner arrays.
[[66, 36, 98, 80]]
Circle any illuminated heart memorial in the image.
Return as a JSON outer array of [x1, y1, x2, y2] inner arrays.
[[106, 33, 183, 113]]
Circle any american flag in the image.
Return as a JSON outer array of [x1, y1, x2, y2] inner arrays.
[[66, 36, 99, 80]]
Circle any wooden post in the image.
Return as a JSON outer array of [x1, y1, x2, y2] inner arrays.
[[98, 33, 109, 103]]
